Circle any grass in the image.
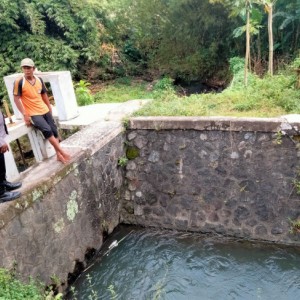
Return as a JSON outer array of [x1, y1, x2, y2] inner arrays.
[[134, 72, 300, 117], [87, 70, 300, 118], [92, 78, 154, 103]]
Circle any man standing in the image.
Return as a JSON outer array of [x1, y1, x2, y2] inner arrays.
[[13, 58, 70, 164], [0, 110, 21, 203]]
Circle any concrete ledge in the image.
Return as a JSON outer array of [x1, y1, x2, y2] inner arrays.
[[129, 116, 300, 133], [0, 147, 85, 230]]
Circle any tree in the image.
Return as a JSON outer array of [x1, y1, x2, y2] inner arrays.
[[210, 0, 255, 85], [0, 0, 108, 98], [255, 0, 277, 75], [273, 0, 300, 55]]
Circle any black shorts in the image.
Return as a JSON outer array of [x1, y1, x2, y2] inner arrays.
[[30, 112, 58, 139]]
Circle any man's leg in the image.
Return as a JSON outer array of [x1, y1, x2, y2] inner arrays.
[[48, 135, 70, 163], [0, 152, 21, 190], [0, 153, 6, 196], [0, 152, 6, 184], [0, 153, 21, 203], [31, 114, 70, 164]]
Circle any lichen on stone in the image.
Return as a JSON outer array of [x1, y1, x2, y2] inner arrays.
[[32, 188, 44, 202], [73, 167, 79, 177], [53, 218, 65, 233], [67, 191, 79, 221], [53, 176, 62, 185]]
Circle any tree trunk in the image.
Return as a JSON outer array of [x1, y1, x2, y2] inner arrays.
[[294, 23, 300, 54], [244, 1, 251, 86], [267, 4, 273, 76]]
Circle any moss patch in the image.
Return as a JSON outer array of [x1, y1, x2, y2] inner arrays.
[[126, 146, 140, 160]]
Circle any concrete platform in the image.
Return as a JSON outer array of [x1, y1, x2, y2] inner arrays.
[[14, 100, 152, 193], [54, 99, 151, 129]]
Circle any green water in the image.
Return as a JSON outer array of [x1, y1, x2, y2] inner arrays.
[[67, 226, 300, 300]]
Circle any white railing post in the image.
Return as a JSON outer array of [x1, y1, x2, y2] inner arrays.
[[5, 144, 20, 182]]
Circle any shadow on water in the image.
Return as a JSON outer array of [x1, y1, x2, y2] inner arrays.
[[66, 225, 300, 300]]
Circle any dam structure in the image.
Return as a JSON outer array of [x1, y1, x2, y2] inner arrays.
[[0, 110, 300, 289]]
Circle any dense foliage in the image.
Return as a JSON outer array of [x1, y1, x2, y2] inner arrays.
[[1, 0, 300, 98], [0, 0, 107, 97]]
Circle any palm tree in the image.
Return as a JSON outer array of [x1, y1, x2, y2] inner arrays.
[[210, 0, 253, 85], [255, 0, 277, 75]]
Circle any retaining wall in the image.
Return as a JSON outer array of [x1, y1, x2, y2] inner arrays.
[[122, 117, 300, 245]]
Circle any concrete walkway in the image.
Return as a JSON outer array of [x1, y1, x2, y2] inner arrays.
[[54, 99, 151, 129]]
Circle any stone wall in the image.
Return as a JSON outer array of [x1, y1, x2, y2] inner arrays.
[[122, 117, 300, 245], [1, 115, 300, 290], [0, 130, 125, 287]]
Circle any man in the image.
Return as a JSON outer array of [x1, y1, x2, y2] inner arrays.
[[0, 110, 21, 203], [13, 58, 70, 164]]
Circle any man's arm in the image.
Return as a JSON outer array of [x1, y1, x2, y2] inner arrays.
[[40, 78, 52, 114], [41, 93, 52, 114], [14, 95, 31, 126]]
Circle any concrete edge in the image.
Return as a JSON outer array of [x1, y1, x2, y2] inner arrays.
[[128, 116, 300, 133]]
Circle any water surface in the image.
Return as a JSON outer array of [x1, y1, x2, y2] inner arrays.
[[68, 226, 300, 300]]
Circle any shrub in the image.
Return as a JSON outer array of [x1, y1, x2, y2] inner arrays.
[[0, 268, 43, 300], [229, 57, 245, 74], [153, 77, 174, 91], [74, 80, 94, 106], [291, 56, 300, 70]]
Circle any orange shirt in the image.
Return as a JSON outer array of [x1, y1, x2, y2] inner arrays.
[[13, 76, 49, 116]]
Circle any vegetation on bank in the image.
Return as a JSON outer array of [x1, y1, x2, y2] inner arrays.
[[78, 57, 300, 118], [0, 268, 62, 300], [134, 68, 300, 118]]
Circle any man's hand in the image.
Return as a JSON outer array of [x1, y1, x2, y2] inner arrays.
[[0, 143, 9, 154], [24, 114, 31, 126]]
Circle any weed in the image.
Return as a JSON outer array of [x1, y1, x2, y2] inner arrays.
[[118, 156, 128, 167], [293, 179, 300, 195], [86, 274, 98, 300], [107, 284, 117, 299], [69, 286, 78, 300], [74, 80, 94, 106], [122, 117, 130, 129], [50, 274, 61, 286], [275, 131, 283, 145], [289, 218, 300, 234]]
